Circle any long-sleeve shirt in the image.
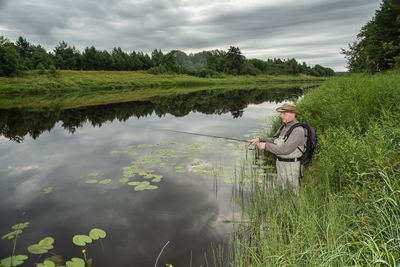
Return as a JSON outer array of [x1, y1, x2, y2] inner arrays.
[[260, 119, 306, 155]]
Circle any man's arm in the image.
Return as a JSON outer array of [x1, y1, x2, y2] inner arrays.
[[251, 126, 282, 144], [259, 137, 274, 143], [263, 127, 305, 155]]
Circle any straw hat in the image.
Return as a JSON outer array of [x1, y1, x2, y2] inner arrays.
[[276, 103, 301, 115]]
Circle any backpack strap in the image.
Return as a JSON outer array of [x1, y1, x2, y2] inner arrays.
[[284, 122, 306, 157], [283, 122, 304, 141], [273, 124, 285, 138]]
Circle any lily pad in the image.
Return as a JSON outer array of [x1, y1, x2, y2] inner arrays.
[[37, 260, 55, 267], [85, 179, 98, 184], [65, 258, 85, 267], [137, 143, 156, 148], [72, 235, 92, 246], [89, 228, 106, 240], [38, 237, 54, 249], [99, 179, 111, 185], [143, 174, 156, 179], [11, 222, 29, 230], [28, 244, 49, 254], [217, 172, 229, 178], [119, 178, 129, 183], [145, 185, 158, 190], [43, 187, 53, 194], [127, 181, 141, 186], [46, 255, 64, 266], [134, 181, 158, 191], [2, 230, 22, 240], [0, 255, 28, 267], [87, 172, 100, 177]]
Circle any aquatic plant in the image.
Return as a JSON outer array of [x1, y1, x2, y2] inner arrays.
[[128, 181, 158, 191], [42, 187, 53, 194], [87, 172, 99, 177], [0, 255, 28, 267], [119, 177, 130, 183], [98, 179, 111, 185], [37, 260, 55, 267], [28, 237, 54, 254], [154, 241, 170, 267], [0, 223, 107, 267], [85, 171, 112, 185], [0, 222, 29, 267], [85, 179, 98, 184], [62, 257, 85, 267], [72, 235, 92, 247]]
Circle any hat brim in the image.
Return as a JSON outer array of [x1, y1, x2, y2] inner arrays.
[[276, 107, 301, 114]]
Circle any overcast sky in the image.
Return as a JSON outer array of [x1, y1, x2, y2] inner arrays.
[[0, 0, 382, 71]]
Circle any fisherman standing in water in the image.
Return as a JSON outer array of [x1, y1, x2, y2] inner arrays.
[[248, 103, 306, 196]]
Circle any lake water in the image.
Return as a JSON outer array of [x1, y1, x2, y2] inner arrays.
[[0, 86, 303, 266]]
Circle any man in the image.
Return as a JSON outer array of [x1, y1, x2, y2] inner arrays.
[[248, 103, 306, 195]]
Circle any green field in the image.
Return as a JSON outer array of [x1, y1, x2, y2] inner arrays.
[[0, 70, 323, 109]]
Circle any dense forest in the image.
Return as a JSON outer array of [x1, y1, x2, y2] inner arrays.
[[0, 36, 334, 78], [342, 0, 400, 73]]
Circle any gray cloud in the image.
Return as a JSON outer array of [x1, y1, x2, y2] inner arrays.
[[0, 0, 382, 71]]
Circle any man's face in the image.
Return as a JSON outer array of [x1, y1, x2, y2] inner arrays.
[[280, 112, 295, 123]]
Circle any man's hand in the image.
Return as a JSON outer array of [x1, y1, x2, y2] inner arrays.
[[256, 142, 266, 150], [248, 138, 266, 150], [248, 138, 259, 145]]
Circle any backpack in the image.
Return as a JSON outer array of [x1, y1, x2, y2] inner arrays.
[[276, 122, 317, 165]]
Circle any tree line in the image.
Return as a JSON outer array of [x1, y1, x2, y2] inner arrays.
[[0, 36, 335, 77], [342, 0, 400, 73]]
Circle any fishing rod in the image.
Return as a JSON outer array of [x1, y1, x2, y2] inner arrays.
[[153, 128, 249, 143]]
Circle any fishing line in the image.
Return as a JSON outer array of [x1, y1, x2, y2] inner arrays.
[[148, 127, 249, 143]]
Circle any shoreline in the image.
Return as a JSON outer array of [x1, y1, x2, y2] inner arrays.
[[0, 70, 324, 94], [0, 71, 322, 109]]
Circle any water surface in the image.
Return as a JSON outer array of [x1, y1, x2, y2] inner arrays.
[[0, 86, 302, 266]]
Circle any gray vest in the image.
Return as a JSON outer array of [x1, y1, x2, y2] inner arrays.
[[274, 136, 304, 160]]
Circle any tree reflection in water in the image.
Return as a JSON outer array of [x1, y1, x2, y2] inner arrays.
[[0, 86, 305, 142]]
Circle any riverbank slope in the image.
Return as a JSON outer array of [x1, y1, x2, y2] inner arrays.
[[233, 70, 400, 266], [0, 70, 323, 94], [0, 71, 322, 109]]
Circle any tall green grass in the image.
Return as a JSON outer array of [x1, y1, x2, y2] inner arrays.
[[229, 70, 400, 266], [0, 70, 324, 94]]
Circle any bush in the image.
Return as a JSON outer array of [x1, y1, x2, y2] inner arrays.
[[0, 45, 21, 77], [147, 65, 168, 74], [196, 68, 222, 78], [36, 63, 46, 75], [48, 64, 59, 77]]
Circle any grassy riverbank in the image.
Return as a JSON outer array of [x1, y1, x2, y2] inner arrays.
[[0, 82, 316, 110], [231, 70, 400, 266], [0, 70, 323, 94], [0, 70, 322, 109]]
